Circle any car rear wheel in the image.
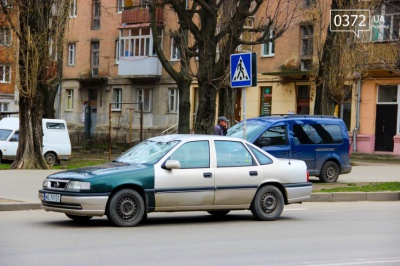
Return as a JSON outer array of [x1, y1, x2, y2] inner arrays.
[[106, 189, 145, 227], [66, 214, 93, 222], [251, 185, 284, 221], [320, 161, 339, 183], [44, 152, 57, 167], [207, 210, 230, 216]]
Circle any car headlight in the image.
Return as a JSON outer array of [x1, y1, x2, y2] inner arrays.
[[42, 180, 50, 189], [66, 181, 91, 191]]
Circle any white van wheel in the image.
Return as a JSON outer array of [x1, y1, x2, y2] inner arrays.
[[44, 152, 57, 166]]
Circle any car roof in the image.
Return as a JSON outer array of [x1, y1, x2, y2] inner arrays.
[[148, 134, 247, 143], [0, 117, 19, 130], [244, 115, 342, 123]]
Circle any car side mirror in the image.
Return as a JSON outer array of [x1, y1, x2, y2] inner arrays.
[[164, 160, 181, 170], [259, 137, 271, 147]]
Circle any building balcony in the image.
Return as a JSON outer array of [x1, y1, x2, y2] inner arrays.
[[118, 56, 162, 77], [121, 6, 164, 25]]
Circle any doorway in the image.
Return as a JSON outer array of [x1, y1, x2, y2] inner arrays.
[[375, 104, 397, 151]]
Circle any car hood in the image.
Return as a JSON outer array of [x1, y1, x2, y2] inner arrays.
[[46, 162, 151, 180]]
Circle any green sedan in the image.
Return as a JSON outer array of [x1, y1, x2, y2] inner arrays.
[[38, 134, 312, 227]]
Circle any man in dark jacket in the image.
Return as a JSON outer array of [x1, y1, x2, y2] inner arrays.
[[214, 116, 229, 135]]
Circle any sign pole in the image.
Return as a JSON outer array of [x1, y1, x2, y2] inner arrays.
[[243, 88, 246, 139]]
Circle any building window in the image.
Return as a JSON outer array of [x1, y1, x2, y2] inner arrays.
[[66, 89, 74, 110], [120, 28, 152, 57], [170, 37, 181, 61], [112, 88, 122, 111], [168, 88, 178, 112], [0, 102, 9, 112], [0, 28, 11, 46], [371, 2, 400, 41], [300, 25, 313, 71], [378, 85, 398, 103], [92, 0, 101, 29], [115, 40, 119, 63], [117, 0, 124, 13], [68, 43, 76, 66], [69, 0, 77, 18], [297, 85, 310, 114], [0, 64, 11, 83], [261, 30, 275, 57], [91, 41, 99, 77], [137, 89, 152, 111]]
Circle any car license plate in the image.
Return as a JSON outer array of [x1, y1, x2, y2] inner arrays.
[[44, 193, 61, 203]]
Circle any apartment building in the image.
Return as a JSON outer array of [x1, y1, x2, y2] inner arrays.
[[59, 0, 179, 143]]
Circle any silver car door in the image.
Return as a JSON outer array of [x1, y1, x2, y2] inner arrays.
[[213, 140, 261, 207], [154, 140, 215, 211]]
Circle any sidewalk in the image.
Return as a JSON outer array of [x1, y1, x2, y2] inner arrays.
[[0, 163, 399, 211]]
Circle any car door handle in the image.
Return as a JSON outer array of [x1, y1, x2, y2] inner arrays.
[[249, 171, 258, 176], [203, 172, 213, 178], [281, 152, 288, 155]]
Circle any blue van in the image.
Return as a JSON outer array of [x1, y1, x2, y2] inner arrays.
[[227, 115, 352, 183]]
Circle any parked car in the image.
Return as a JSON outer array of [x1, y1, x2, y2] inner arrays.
[[227, 115, 352, 183], [38, 134, 312, 227], [0, 117, 71, 166]]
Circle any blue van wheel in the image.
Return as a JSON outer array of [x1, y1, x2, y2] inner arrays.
[[320, 161, 339, 183]]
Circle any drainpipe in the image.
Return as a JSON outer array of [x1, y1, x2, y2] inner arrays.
[[352, 78, 361, 153]]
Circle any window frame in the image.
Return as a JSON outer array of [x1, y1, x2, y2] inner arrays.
[[117, 0, 124, 13], [92, 0, 101, 30], [0, 64, 11, 83], [66, 89, 74, 111], [0, 102, 9, 112], [68, 43, 76, 66], [168, 88, 179, 112], [69, 0, 77, 18], [137, 88, 152, 112], [112, 88, 122, 111], [91, 41, 100, 77], [0, 28, 11, 46], [170, 37, 181, 61], [261, 29, 275, 57]]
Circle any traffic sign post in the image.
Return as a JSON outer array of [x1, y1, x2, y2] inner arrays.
[[230, 52, 257, 139]]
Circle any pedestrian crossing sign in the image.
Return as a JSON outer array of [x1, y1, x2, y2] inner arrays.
[[230, 52, 257, 88]]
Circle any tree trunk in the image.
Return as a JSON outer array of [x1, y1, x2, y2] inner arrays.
[[218, 85, 236, 125], [11, 89, 49, 169], [43, 85, 57, 118], [195, 83, 217, 134], [177, 78, 192, 134]]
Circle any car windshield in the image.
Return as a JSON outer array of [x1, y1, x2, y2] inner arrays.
[[115, 139, 180, 164], [227, 121, 268, 141], [0, 129, 12, 141]]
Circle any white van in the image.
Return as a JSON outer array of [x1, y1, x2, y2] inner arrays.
[[0, 117, 71, 166]]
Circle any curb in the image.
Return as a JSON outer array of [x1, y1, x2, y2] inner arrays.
[[309, 192, 400, 202], [0, 192, 399, 212], [0, 203, 42, 211]]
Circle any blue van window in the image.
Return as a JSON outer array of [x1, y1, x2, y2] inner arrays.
[[293, 124, 343, 145], [260, 126, 287, 146]]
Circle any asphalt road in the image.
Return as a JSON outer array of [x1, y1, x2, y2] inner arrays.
[[0, 202, 399, 266]]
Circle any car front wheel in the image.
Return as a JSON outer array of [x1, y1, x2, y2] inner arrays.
[[320, 161, 339, 183], [106, 189, 145, 227], [251, 185, 284, 221]]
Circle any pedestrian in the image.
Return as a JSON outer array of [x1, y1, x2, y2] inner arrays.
[[214, 116, 229, 136]]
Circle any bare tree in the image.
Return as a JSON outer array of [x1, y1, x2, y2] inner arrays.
[[150, 0, 299, 134], [1, 0, 71, 169]]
